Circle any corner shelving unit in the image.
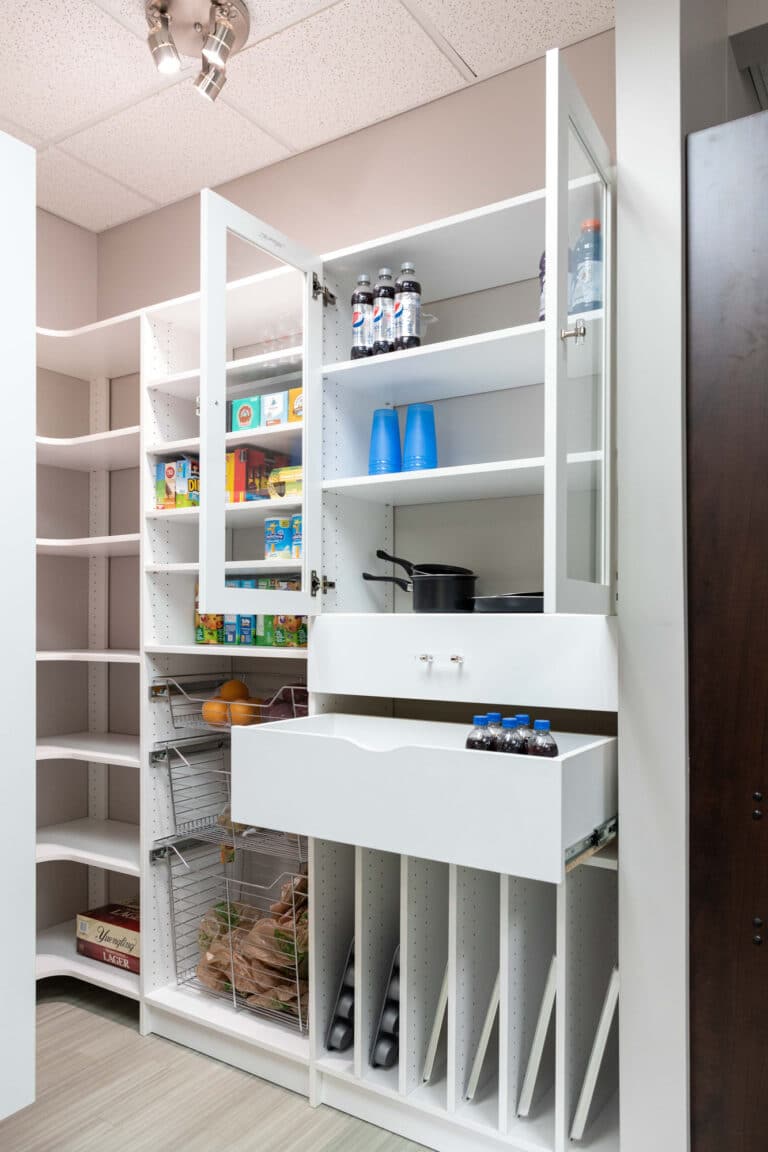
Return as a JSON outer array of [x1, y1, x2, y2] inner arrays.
[[36, 305, 142, 1004]]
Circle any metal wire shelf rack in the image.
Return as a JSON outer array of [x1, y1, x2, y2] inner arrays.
[[151, 674, 308, 732]]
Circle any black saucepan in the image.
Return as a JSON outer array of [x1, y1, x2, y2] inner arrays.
[[362, 549, 477, 612]]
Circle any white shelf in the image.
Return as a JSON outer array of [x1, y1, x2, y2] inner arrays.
[[36, 818, 140, 876], [146, 498, 302, 527], [144, 643, 307, 659], [323, 325, 544, 405], [37, 534, 141, 558], [146, 346, 302, 399], [147, 422, 302, 458], [36, 731, 141, 768], [37, 311, 142, 380], [145, 559, 302, 574], [145, 984, 310, 1064], [323, 453, 601, 507], [36, 426, 140, 471], [323, 190, 545, 302], [36, 921, 140, 1000], [584, 840, 618, 872], [36, 649, 141, 664]]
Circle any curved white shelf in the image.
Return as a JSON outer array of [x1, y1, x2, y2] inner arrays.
[[36, 732, 140, 768], [36, 818, 140, 876], [144, 643, 306, 659], [36, 649, 140, 664], [36, 921, 140, 1000], [147, 422, 303, 459], [37, 534, 141, 558], [37, 311, 141, 380], [37, 426, 140, 471]]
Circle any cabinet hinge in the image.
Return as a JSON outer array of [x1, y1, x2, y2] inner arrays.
[[312, 273, 336, 306], [311, 570, 336, 597]]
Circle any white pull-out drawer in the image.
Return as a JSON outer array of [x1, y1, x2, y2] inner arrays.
[[231, 714, 616, 883], [308, 614, 618, 711]]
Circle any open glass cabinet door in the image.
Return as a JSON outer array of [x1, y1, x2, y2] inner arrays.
[[544, 49, 614, 614], [198, 189, 323, 619]]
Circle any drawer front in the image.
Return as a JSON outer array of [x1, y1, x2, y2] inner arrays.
[[309, 614, 618, 710], [231, 718, 617, 883]]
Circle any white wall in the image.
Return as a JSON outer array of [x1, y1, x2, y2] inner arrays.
[[0, 131, 36, 1121], [36, 208, 97, 329], [729, 0, 768, 32]]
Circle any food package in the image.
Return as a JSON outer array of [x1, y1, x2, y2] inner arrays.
[[261, 391, 288, 426], [155, 461, 176, 510], [76, 899, 140, 974], [230, 395, 261, 432], [175, 455, 200, 507], [194, 581, 223, 645], [288, 387, 303, 423], [265, 517, 293, 559], [267, 465, 303, 499]]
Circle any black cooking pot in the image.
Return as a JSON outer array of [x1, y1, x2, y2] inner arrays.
[[362, 549, 477, 612]]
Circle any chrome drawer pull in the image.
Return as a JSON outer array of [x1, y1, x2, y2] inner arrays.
[[417, 654, 434, 664], [450, 654, 464, 665]]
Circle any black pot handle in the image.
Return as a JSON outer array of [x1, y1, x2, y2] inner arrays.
[[376, 549, 415, 576], [362, 572, 411, 593]]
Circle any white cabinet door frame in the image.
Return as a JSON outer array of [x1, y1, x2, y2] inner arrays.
[[199, 189, 323, 616], [544, 49, 615, 614]]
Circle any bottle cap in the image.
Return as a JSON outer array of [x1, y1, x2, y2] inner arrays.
[[378, 267, 393, 278], [357, 273, 371, 284], [533, 720, 550, 731], [501, 718, 517, 729], [517, 714, 530, 725], [581, 219, 601, 231], [472, 715, 489, 727], [400, 261, 416, 272], [487, 712, 502, 723]]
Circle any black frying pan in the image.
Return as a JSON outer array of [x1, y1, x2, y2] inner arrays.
[[375, 549, 474, 577], [363, 549, 477, 612]]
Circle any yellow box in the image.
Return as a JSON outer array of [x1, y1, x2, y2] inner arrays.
[[288, 387, 303, 423], [267, 465, 303, 499]]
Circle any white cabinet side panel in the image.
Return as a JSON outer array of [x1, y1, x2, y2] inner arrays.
[[0, 130, 36, 1121]]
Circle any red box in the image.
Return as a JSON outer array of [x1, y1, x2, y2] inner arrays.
[[76, 901, 140, 973], [76, 938, 140, 975]]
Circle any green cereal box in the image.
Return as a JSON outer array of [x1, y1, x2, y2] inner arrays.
[[155, 461, 176, 510], [230, 396, 261, 432], [297, 617, 308, 647], [256, 615, 275, 647], [176, 455, 200, 508]]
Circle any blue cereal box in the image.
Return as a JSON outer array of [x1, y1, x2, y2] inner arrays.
[[260, 391, 288, 427], [237, 579, 257, 645], [223, 579, 240, 645], [230, 396, 261, 432], [265, 517, 293, 559]]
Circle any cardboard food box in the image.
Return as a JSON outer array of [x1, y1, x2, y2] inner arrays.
[[176, 455, 200, 508], [230, 396, 261, 432], [76, 900, 140, 974], [261, 391, 288, 426], [155, 461, 177, 510], [267, 465, 303, 499], [288, 387, 303, 423]]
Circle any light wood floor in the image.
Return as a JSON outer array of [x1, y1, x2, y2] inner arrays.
[[0, 979, 427, 1152]]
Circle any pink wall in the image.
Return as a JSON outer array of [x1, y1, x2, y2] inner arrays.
[[37, 208, 97, 329], [97, 31, 615, 318]]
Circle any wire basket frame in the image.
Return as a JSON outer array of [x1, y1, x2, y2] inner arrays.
[[168, 841, 309, 1034], [152, 676, 308, 733], [154, 739, 307, 864]]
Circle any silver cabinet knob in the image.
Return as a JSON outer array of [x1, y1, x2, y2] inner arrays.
[[450, 654, 464, 664], [417, 654, 434, 664]]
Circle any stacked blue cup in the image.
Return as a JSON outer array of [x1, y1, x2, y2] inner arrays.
[[368, 409, 402, 475], [403, 403, 438, 471]]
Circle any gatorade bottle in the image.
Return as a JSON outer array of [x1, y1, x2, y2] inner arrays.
[[372, 268, 395, 355], [497, 717, 526, 755], [528, 720, 559, 758], [571, 220, 603, 312], [394, 262, 421, 351], [351, 274, 373, 359], [466, 715, 494, 751]]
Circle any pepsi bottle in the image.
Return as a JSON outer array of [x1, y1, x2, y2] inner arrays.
[[372, 268, 395, 355], [394, 262, 421, 351], [351, 274, 373, 359]]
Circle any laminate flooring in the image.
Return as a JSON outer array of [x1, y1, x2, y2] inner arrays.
[[0, 980, 427, 1152]]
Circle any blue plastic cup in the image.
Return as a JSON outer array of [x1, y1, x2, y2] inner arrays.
[[368, 408, 402, 475], [403, 403, 438, 471]]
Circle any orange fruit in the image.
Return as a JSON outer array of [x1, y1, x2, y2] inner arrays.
[[219, 679, 249, 702], [230, 699, 261, 726], [202, 698, 229, 726]]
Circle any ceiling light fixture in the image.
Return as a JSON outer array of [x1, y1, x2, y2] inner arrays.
[[146, 0, 250, 98], [146, 11, 181, 74]]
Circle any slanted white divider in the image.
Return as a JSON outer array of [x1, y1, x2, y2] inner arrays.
[[309, 839, 356, 1083], [570, 966, 619, 1141], [400, 857, 450, 1098], [354, 848, 401, 1083]]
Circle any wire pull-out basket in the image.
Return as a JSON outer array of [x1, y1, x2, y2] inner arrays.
[[152, 675, 308, 732]]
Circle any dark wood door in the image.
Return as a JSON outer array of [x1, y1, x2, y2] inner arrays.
[[688, 110, 768, 1151]]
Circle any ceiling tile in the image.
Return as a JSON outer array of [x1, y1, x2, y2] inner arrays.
[[413, 0, 614, 77], [37, 148, 157, 231], [60, 81, 290, 205], [0, 116, 41, 148], [93, 0, 339, 49], [223, 0, 464, 151], [0, 0, 176, 143]]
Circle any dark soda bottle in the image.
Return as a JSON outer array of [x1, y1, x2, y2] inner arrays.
[[372, 268, 395, 355], [486, 712, 503, 748], [497, 717, 526, 755], [351, 274, 373, 359], [394, 262, 421, 351], [466, 715, 494, 751], [514, 714, 533, 753], [528, 720, 559, 758]]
